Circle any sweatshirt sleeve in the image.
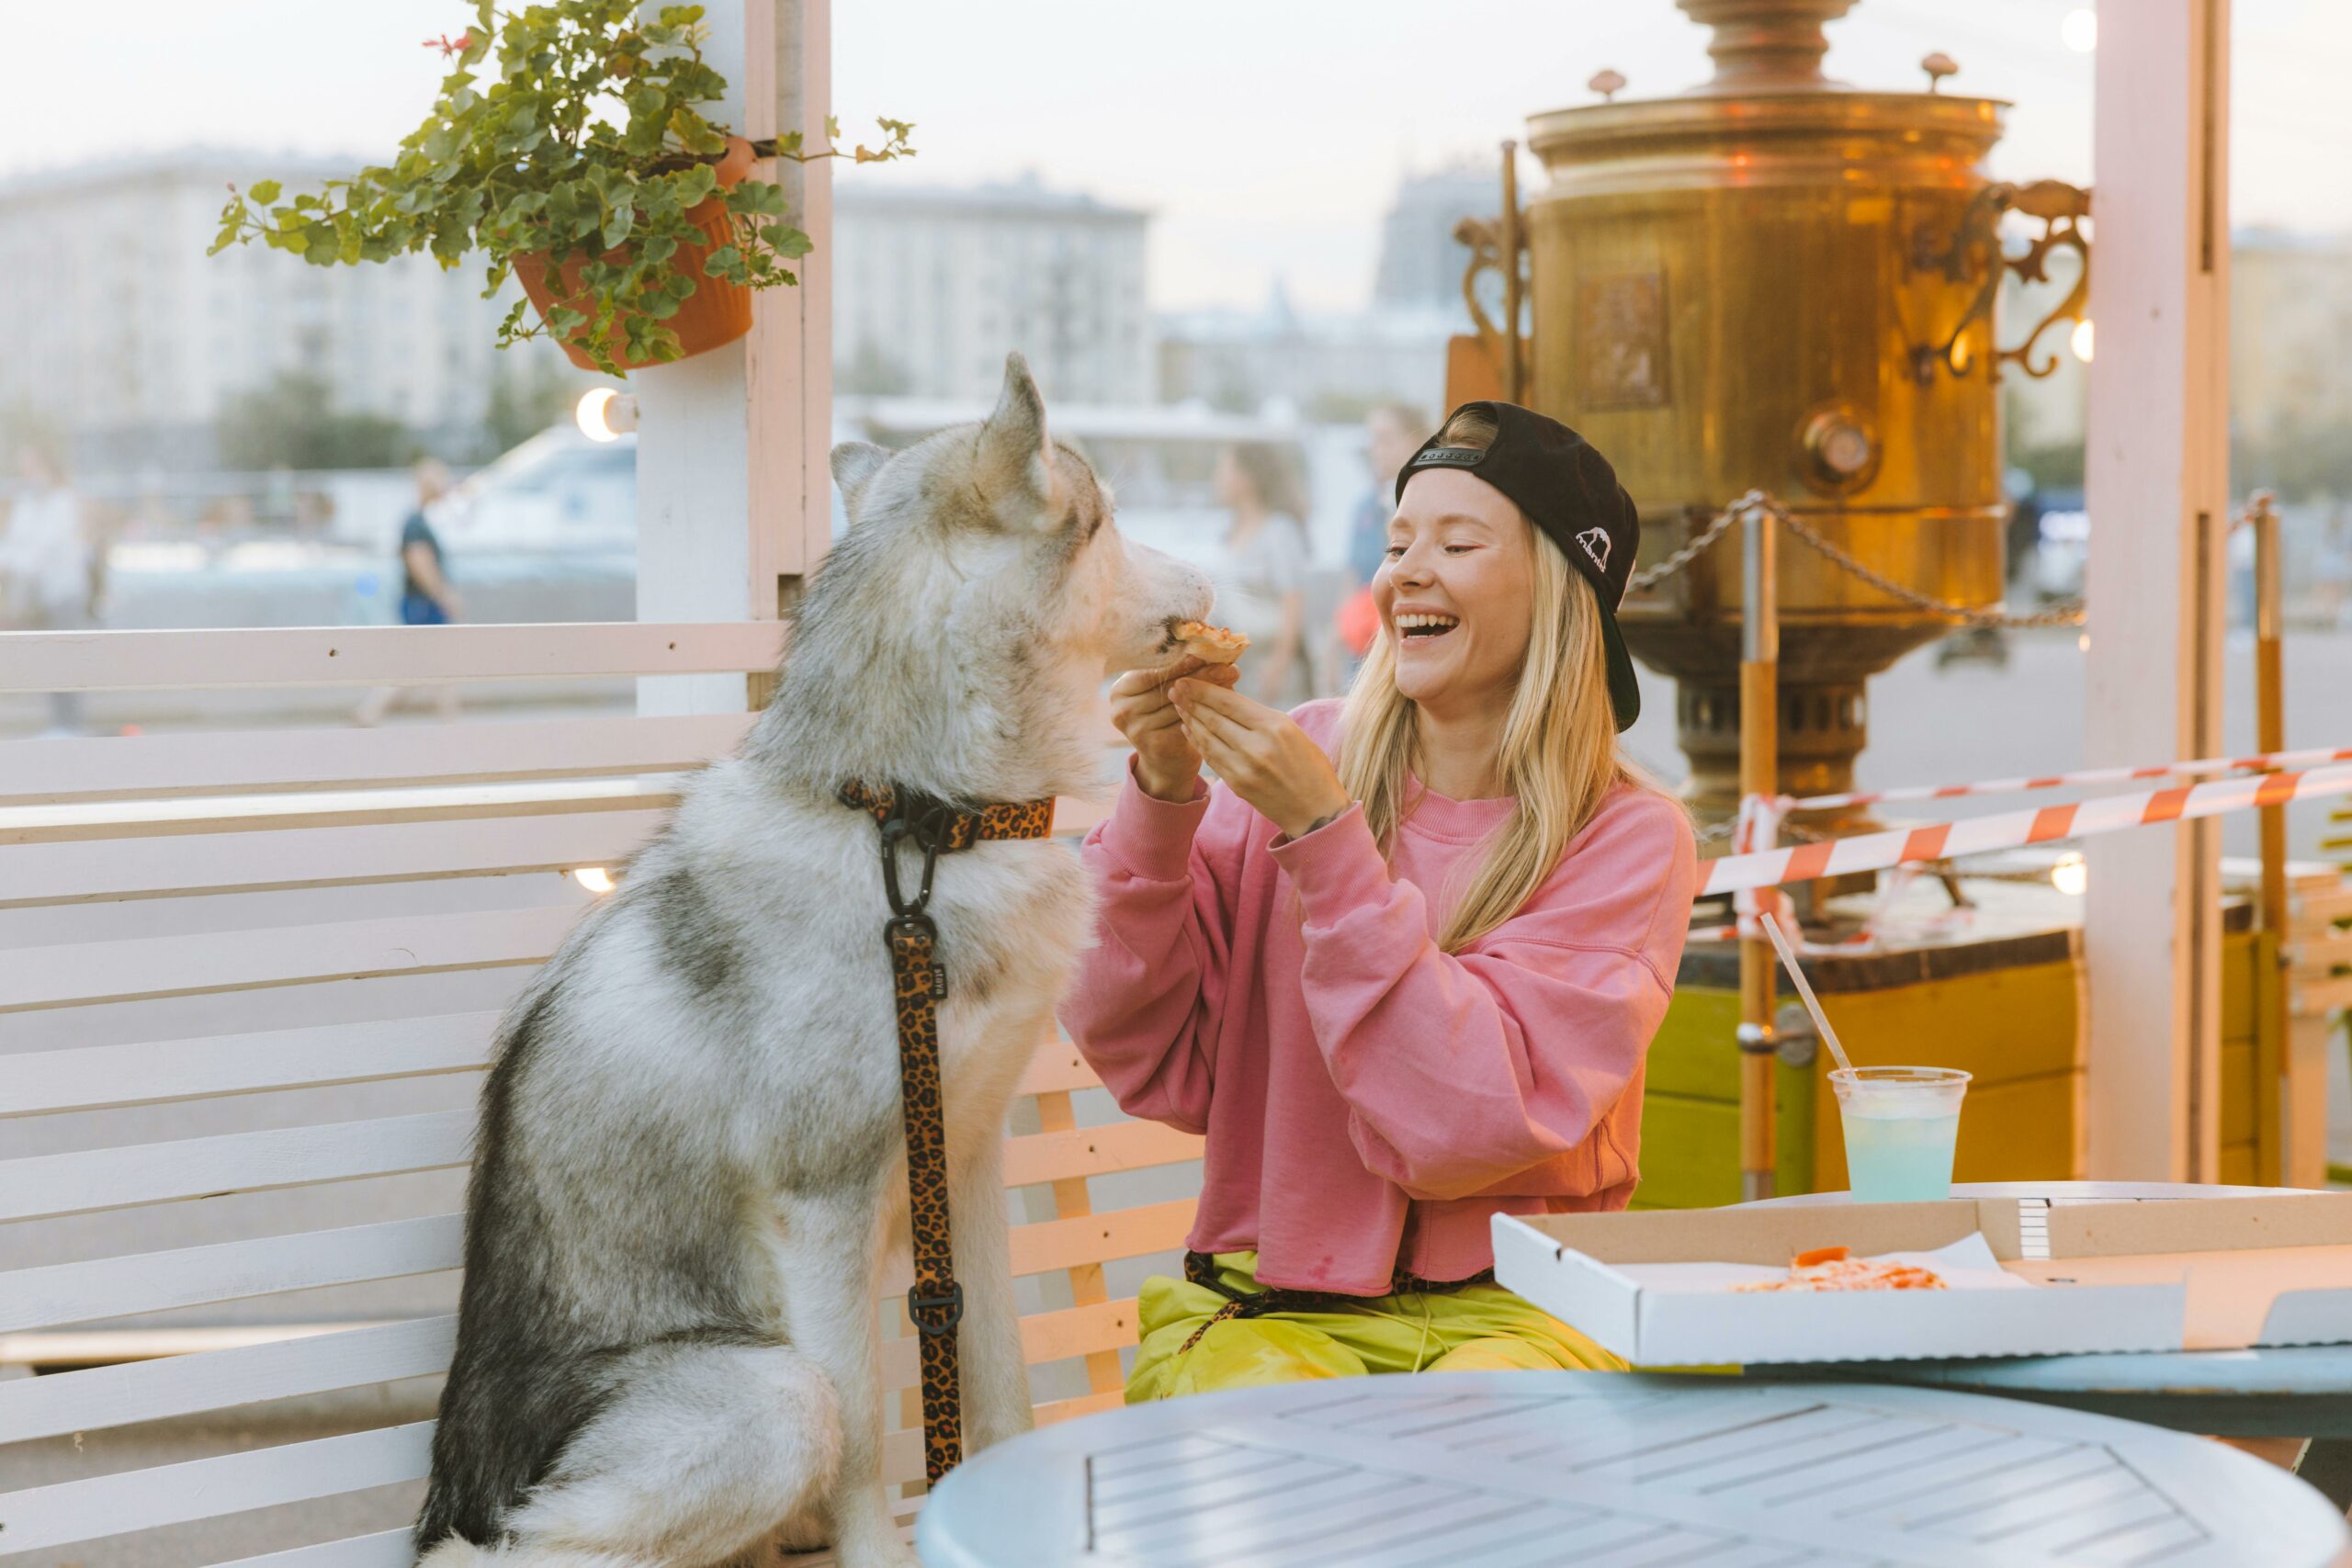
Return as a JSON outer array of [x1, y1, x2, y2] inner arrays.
[[1270, 791, 1697, 1201], [1057, 758, 1256, 1134]]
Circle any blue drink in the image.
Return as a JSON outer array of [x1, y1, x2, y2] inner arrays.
[[1830, 1067, 1971, 1202]]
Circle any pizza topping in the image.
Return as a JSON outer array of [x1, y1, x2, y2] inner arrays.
[[1735, 1248, 1947, 1293], [1173, 620, 1250, 664]]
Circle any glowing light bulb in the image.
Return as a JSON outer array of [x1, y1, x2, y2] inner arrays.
[[2062, 8, 2098, 52], [2070, 318, 2095, 363], [574, 388, 637, 442], [2052, 852, 2088, 897], [2077, 631, 2091, 653], [572, 866, 616, 894]]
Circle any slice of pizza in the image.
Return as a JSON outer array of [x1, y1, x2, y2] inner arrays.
[[1173, 620, 1250, 664], [1732, 1245, 1947, 1293]]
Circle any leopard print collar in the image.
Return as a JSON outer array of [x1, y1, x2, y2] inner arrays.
[[835, 781, 1056, 850]]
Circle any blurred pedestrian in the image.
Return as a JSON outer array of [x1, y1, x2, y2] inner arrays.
[[1339, 403, 1429, 665], [355, 457, 466, 726], [1210, 443, 1316, 711], [1, 442, 96, 735]]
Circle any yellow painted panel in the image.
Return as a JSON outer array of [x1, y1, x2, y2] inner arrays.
[[1819, 962, 2080, 1086], [1647, 987, 1743, 1102], [2222, 928, 2256, 1043], [1634, 1093, 1743, 1210], [2221, 1038, 2256, 1148], [2220, 1143, 2256, 1186], [1814, 1071, 2080, 1191]]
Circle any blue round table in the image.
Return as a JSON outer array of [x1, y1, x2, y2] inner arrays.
[[1736, 1182, 2352, 1508], [918, 1370, 2352, 1566]]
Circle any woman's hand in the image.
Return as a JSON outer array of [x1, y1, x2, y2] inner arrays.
[[1168, 680, 1352, 840], [1108, 656, 1241, 803]]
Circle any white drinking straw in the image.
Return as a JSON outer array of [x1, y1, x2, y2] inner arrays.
[[1757, 909, 1855, 1076]]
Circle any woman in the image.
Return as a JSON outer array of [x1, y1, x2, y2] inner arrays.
[[1062, 401, 1696, 1400], [1206, 442, 1317, 710]]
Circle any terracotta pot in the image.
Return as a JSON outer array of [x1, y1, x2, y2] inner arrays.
[[512, 136, 757, 371]]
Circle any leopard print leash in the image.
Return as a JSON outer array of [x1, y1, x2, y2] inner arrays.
[[838, 782, 1056, 1483]]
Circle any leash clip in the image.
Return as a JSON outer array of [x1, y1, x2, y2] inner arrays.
[[907, 1280, 965, 1337]]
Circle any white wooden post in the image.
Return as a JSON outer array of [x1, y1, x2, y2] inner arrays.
[[635, 0, 831, 716], [2082, 0, 2232, 1180]]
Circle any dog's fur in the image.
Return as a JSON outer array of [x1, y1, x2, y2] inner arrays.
[[413, 356, 1211, 1568]]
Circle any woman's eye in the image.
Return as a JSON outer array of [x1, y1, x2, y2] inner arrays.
[[1444, 545, 1476, 555], [1384, 546, 1406, 558]]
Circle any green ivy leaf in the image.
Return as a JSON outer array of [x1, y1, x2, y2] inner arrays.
[[247, 179, 282, 205]]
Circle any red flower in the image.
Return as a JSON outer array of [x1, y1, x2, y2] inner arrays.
[[423, 32, 473, 58]]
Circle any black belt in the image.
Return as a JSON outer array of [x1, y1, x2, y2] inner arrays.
[[1176, 1250, 1495, 1356]]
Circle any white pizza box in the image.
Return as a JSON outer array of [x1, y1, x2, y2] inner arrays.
[[1492, 1193, 2352, 1367]]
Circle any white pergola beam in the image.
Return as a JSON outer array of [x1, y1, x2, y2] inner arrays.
[[2081, 0, 2232, 1179]]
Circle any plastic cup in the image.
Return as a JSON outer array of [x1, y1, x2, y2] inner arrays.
[[1830, 1066, 1972, 1202]]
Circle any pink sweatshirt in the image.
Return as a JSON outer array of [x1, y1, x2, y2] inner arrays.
[[1060, 699, 1698, 1295]]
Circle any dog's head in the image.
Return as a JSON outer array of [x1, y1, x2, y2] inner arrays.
[[828, 354, 1212, 676]]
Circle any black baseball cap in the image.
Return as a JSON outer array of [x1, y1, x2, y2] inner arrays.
[[1394, 401, 1643, 731]]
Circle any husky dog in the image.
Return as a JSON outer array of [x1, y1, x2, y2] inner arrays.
[[414, 355, 1213, 1568]]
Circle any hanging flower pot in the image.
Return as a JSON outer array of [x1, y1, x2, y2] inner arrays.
[[512, 137, 756, 371], [209, 0, 913, 381]]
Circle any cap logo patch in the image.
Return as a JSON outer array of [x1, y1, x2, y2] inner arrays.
[[1408, 446, 1485, 471], [1576, 526, 1612, 573]]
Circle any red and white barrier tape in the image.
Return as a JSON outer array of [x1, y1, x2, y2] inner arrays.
[[1784, 744, 2352, 814], [1697, 762, 2352, 897]]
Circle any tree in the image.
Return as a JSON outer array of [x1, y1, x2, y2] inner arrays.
[[481, 356, 588, 458], [215, 374, 414, 471]]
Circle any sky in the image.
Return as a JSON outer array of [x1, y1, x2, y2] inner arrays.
[[6, 0, 2347, 313]]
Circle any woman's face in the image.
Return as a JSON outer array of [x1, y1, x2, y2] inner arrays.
[[1376, 468, 1537, 714]]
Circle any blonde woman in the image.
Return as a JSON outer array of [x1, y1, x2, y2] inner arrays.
[[1062, 401, 1696, 1399]]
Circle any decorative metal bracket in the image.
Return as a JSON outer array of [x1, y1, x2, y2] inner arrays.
[[1456, 141, 1532, 401], [1908, 179, 2091, 385]]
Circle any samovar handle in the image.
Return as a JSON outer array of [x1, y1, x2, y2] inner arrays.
[[1453, 141, 1532, 401]]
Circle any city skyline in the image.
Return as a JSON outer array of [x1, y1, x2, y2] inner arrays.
[[9, 0, 2349, 313]]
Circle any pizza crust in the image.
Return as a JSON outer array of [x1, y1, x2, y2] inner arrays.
[[1173, 620, 1250, 664]]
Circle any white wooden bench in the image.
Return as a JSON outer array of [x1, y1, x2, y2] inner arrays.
[[0, 624, 1200, 1566]]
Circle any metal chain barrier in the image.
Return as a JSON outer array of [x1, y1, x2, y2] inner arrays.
[[1627, 489, 2281, 630]]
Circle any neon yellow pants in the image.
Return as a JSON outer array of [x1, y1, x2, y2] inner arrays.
[[1127, 1250, 1626, 1403]]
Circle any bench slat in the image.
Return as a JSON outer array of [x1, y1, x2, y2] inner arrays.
[[1001, 1119, 1202, 1186], [0, 1419, 434, 1553], [876, 1297, 1139, 1388], [0, 622, 784, 694], [0, 811, 669, 907], [0, 1317, 456, 1444], [0, 712, 753, 808], [0, 1215, 466, 1334], [210, 1529, 416, 1568], [0, 1111, 473, 1223], [6, 1017, 1088, 1119], [878, 1198, 1193, 1296], [0, 1013, 504, 1118], [1015, 1045, 1102, 1098], [0, 907, 579, 1012]]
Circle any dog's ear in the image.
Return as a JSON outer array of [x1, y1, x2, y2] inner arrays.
[[830, 442, 890, 519], [975, 353, 1057, 527]]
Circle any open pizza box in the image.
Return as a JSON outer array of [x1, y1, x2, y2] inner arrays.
[[1493, 1193, 2352, 1366]]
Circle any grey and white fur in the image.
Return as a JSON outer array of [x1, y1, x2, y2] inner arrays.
[[413, 355, 1212, 1568]]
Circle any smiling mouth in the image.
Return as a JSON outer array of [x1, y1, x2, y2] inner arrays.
[[1397, 613, 1460, 641]]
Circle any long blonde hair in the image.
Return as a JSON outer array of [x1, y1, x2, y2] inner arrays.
[[1337, 405, 1642, 953]]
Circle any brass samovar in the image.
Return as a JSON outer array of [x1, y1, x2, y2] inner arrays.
[[1465, 0, 2087, 821]]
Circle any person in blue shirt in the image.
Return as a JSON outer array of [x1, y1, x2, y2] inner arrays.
[[355, 458, 465, 726]]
